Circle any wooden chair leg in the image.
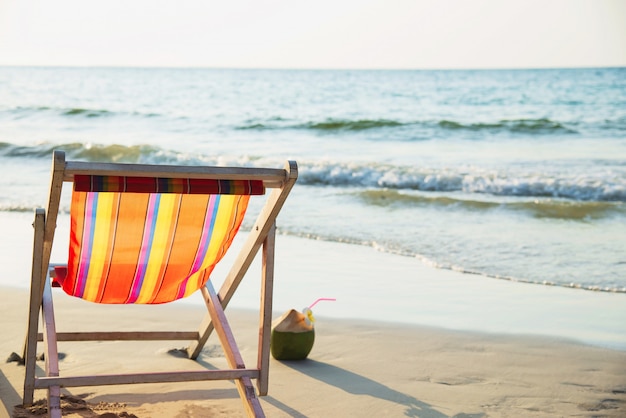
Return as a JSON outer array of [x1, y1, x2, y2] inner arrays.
[[257, 222, 275, 396], [23, 209, 46, 406], [42, 276, 61, 418], [202, 283, 265, 417]]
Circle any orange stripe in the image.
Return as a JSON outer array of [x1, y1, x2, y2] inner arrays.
[[101, 194, 150, 303]]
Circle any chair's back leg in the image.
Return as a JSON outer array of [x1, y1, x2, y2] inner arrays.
[[23, 209, 46, 406], [257, 222, 275, 396]]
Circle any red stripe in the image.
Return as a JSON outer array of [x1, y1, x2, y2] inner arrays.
[[74, 175, 265, 195]]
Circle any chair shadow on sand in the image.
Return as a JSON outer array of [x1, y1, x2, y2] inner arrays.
[[185, 351, 478, 418], [1, 369, 23, 417], [271, 359, 474, 418]]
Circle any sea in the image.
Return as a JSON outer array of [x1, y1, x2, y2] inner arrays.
[[1, 66, 625, 296]]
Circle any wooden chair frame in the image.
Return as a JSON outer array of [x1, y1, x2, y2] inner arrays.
[[22, 150, 297, 417]]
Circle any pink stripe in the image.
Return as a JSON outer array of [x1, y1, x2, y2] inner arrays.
[[127, 194, 159, 302], [74, 192, 96, 297]]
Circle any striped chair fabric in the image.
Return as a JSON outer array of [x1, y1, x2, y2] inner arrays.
[[60, 175, 264, 304]]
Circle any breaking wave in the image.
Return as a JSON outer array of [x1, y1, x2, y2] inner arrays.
[[357, 190, 626, 220], [299, 160, 626, 202], [2, 141, 625, 203], [0, 142, 164, 162]]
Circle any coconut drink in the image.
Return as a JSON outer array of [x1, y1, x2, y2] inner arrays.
[[270, 309, 315, 360], [270, 298, 335, 361]]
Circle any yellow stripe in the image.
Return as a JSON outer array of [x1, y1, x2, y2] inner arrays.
[[82, 193, 115, 302], [202, 197, 236, 265], [135, 194, 179, 304]]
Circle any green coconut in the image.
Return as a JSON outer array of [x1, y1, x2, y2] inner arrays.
[[270, 309, 315, 360]]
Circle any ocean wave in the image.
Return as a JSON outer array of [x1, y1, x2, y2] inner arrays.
[[356, 190, 626, 220], [0, 141, 55, 158], [0, 141, 266, 167], [299, 161, 626, 202], [0, 204, 38, 213], [0, 204, 70, 214], [236, 117, 581, 135], [2, 141, 625, 202], [5, 105, 623, 137], [601, 116, 626, 131], [0, 142, 165, 162], [302, 118, 405, 131], [62, 107, 113, 117], [438, 118, 577, 134], [0, 105, 159, 120], [237, 118, 405, 131]]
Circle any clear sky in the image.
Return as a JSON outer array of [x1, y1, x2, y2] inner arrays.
[[1, 0, 624, 69]]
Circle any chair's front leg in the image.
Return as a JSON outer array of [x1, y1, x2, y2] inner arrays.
[[41, 274, 61, 418], [23, 209, 46, 406], [202, 282, 265, 417]]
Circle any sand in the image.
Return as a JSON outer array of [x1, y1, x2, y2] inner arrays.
[[0, 211, 625, 417], [1, 286, 625, 417]]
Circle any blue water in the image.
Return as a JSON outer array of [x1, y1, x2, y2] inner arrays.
[[1, 66, 625, 292]]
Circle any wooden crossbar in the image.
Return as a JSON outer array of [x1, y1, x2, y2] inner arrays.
[[63, 161, 287, 188], [37, 331, 200, 342], [34, 369, 261, 389]]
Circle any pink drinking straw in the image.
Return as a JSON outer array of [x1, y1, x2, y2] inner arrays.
[[308, 298, 336, 309]]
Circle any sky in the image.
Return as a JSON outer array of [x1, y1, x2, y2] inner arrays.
[[0, 0, 625, 70]]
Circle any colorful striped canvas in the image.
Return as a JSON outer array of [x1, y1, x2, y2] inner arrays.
[[61, 184, 252, 304]]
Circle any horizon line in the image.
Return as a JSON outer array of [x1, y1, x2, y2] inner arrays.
[[1, 64, 625, 72]]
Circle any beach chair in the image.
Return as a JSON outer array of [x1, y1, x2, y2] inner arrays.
[[22, 150, 297, 417]]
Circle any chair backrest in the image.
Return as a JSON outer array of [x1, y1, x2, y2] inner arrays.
[[43, 151, 297, 306], [63, 175, 264, 304]]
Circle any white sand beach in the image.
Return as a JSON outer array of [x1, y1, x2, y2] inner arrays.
[[1, 211, 625, 417]]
